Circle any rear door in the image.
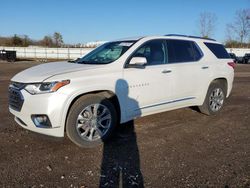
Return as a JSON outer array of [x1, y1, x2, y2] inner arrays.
[[164, 39, 210, 103]]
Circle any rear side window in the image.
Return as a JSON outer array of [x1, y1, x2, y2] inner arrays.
[[166, 40, 202, 63], [204, 42, 230, 59]]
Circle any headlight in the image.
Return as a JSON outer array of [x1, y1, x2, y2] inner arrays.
[[24, 80, 70, 95]]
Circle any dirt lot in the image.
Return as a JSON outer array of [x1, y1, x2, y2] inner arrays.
[[0, 61, 249, 188]]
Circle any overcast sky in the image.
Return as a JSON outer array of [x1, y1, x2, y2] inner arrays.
[[0, 0, 249, 43]]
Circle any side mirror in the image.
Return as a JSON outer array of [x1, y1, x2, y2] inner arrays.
[[127, 57, 147, 68]]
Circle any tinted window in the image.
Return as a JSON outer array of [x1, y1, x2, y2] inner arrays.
[[192, 42, 203, 61], [131, 40, 166, 66], [77, 41, 136, 64], [204, 42, 230, 59], [166, 40, 202, 63]]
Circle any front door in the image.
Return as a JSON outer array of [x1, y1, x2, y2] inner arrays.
[[122, 40, 173, 118]]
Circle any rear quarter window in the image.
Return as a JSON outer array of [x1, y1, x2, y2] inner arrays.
[[204, 42, 230, 59]]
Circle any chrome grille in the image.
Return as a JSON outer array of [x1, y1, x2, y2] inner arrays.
[[8, 86, 24, 112]]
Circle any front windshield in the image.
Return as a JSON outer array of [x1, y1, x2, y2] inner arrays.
[[76, 41, 136, 64]]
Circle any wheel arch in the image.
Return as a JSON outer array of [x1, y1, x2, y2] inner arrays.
[[198, 77, 228, 115], [64, 90, 121, 131], [210, 77, 228, 96], [200, 77, 228, 105]]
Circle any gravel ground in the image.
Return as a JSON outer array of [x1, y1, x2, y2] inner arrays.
[[0, 61, 249, 188]]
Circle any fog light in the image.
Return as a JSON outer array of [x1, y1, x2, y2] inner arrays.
[[31, 115, 52, 128]]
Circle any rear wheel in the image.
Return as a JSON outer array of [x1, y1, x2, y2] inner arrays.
[[66, 94, 117, 147], [199, 81, 226, 115]]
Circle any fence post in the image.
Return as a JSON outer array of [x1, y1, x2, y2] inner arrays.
[[45, 48, 47, 61], [34, 48, 36, 60], [68, 47, 70, 60], [24, 47, 26, 59]]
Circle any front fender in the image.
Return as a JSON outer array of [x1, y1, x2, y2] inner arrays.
[[59, 85, 127, 133]]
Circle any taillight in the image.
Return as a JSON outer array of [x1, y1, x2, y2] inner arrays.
[[227, 62, 236, 69]]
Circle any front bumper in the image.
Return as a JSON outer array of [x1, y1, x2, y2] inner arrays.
[[9, 89, 67, 137]]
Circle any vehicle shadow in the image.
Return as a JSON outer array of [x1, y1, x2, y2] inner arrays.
[[99, 121, 144, 188], [189, 106, 201, 113], [99, 79, 144, 187]]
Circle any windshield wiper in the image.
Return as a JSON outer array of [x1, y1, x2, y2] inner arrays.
[[69, 59, 110, 65], [77, 60, 94, 64], [67, 59, 92, 64], [78, 60, 109, 64], [68, 58, 80, 63]]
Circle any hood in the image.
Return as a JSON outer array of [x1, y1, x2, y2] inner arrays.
[[11, 61, 103, 83]]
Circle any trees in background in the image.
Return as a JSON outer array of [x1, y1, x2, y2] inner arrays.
[[39, 32, 64, 47], [53, 32, 63, 47], [0, 34, 30, 47], [22, 35, 31, 47], [0, 32, 64, 47], [224, 40, 249, 48], [12, 34, 23, 46], [195, 9, 249, 48], [0, 10, 249, 48], [226, 9, 250, 47], [40, 35, 54, 47], [198, 12, 217, 38]]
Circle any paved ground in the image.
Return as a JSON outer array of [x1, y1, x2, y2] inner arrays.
[[0, 61, 249, 188]]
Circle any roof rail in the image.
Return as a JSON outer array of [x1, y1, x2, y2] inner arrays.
[[165, 34, 216, 41]]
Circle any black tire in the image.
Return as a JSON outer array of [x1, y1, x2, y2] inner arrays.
[[66, 94, 117, 148], [199, 81, 226, 115]]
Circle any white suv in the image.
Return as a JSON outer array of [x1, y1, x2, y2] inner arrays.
[[9, 35, 235, 147]]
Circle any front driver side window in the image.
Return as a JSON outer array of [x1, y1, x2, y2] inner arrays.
[[132, 40, 166, 66]]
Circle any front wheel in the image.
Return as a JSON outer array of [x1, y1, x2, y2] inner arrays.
[[66, 94, 117, 147], [199, 81, 226, 115]]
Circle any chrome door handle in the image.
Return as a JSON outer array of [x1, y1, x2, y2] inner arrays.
[[162, 70, 172, 73], [202, 66, 209, 69]]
